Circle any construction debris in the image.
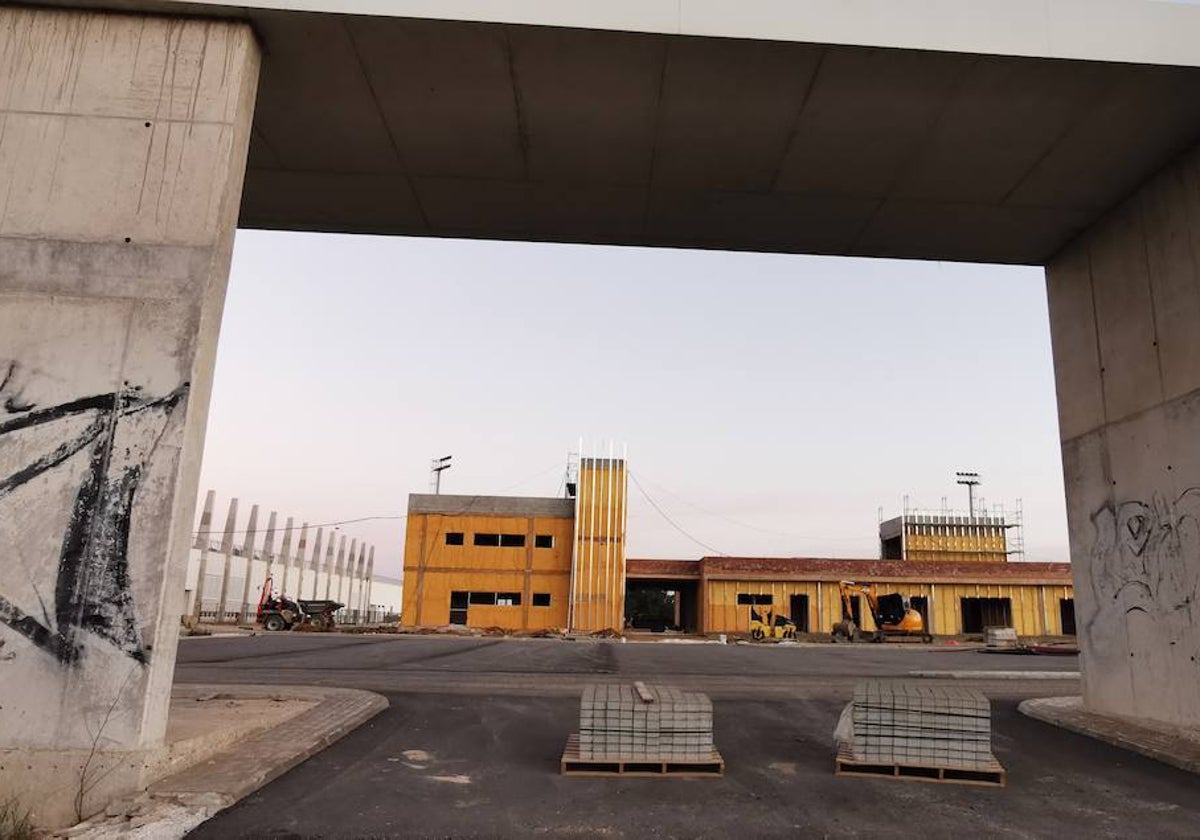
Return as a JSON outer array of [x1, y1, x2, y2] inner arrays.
[[562, 683, 724, 776], [835, 680, 1005, 786]]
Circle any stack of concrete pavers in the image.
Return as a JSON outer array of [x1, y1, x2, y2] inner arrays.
[[579, 683, 714, 760], [850, 681, 995, 769]]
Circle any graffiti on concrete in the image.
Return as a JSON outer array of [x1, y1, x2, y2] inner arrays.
[[0, 361, 188, 666], [1089, 488, 1200, 639]]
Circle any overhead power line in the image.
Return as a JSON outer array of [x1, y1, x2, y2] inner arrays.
[[628, 471, 728, 557]]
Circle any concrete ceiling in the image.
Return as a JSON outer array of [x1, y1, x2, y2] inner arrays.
[[236, 11, 1200, 264]]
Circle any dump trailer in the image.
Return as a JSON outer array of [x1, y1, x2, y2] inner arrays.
[[256, 576, 343, 631], [832, 581, 932, 643]]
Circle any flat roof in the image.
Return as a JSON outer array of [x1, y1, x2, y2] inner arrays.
[[698, 556, 1073, 585], [407, 494, 574, 518]]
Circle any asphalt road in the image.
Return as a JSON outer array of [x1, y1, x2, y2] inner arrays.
[[176, 635, 1200, 839]]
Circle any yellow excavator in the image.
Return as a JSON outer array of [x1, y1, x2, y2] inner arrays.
[[832, 580, 932, 643], [749, 604, 797, 641]]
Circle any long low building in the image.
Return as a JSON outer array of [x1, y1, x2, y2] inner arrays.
[[627, 557, 1074, 637], [401, 458, 1074, 637]]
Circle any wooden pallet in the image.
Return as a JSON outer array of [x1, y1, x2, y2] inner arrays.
[[560, 734, 725, 777], [834, 743, 1005, 787]]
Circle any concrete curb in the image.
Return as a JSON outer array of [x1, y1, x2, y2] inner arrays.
[[1019, 696, 1200, 775], [910, 670, 1080, 680], [151, 685, 389, 805], [56, 685, 387, 839]]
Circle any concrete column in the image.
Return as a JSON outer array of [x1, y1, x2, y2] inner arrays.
[[1046, 141, 1200, 730], [363, 547, 375, 620], [0, 7, 259, 826], [353, 544, 366, 624], [294, 523, 309, 601], [308, 528, 324, 600], [334, 537, 347, 605], [236, 504, 259, 623], [323, 536, 336, 599], [215, 497, 240, 622], [190, 490, 216, 621], [343, 538, 359, 618], [261, 511, 279, 588], [278, 517, 295, 598]]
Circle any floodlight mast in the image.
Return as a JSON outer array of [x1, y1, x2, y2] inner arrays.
[[431, 455, 452, 495], [955, 471, 981, 518]]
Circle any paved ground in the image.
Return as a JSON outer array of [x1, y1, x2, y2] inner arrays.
[[176, 635, 1200, 839]]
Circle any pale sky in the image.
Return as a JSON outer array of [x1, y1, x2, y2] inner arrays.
[[197, 230, 1068, 579]]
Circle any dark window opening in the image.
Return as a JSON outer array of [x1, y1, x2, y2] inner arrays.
[[736, 594, 773, 605], [789, 594, 810, 632], [1060, 598, 1076, 635], [533, 593, 552, 607], [469, 592, 497, 605], [881, 535, 903, 560], [473, 533, 500, 547], [535, 535, 554, 549], [497, 592, 521, 606], [842, 595, 862, 626], [445, 532, 464, 546], [910, 596, 930, 629], [960, 597, 1012, 634], [449, 591, 468, 625], [500, 534, 526, 547]]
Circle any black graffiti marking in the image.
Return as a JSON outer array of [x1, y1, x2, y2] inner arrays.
[[0, 373, 189, 666]]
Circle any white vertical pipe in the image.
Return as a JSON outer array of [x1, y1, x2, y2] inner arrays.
[[569, 437, 582, 631], [587, 441, 598, 630], [605, 440, 615, 630], [619, 444, 629, 630]]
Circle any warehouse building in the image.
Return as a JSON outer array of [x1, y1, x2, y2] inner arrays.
[[401, 461, 1073, 637]]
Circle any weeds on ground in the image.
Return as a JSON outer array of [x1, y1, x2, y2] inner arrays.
[[0, 798, 34, 840]]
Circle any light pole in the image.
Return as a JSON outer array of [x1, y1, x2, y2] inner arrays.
[[431, 455, 452, 494], [955, 471, 981, 518]]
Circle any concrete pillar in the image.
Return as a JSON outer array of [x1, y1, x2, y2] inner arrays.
[[278, 517, 295, 598], [363, 547, 375, 621], [353, 544, 366, 624], [294, 523, 309, 601], [334, 536, 347, 605], [308, 528, 324, 600], [0, 7, 259, 826], [323, 535, 336, 599], [236, 504, 259, 623], [261, 510, 279, 588], [344, 538, 358, 617], [190, 490, 216, 621], [1046, 141, 1200, 730], [215, 497, 240, 622]]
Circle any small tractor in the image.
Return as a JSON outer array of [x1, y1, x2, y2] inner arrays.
[[256, 576, 343, 631], [832, 580, 932, 643], [749, 604, 798, 641]]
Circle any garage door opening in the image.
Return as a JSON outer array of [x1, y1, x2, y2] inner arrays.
[[960, 597, 1013, 633]]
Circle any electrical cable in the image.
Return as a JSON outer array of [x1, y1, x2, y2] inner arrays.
[[628, 470, 729, 557]]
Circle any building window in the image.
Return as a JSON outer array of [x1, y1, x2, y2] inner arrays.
[[1060, 598, 1076, 635], [469, 592, 497, 605], [532, 593, 552, 607], [960, 597, 1013, 634], [474, 533, 500, 547], [500, 534, 526, 548], [736, 594, 773, 605], [497, 592, 522, 606], [445, 532, 464, 546], [535, 535, 554, 549]]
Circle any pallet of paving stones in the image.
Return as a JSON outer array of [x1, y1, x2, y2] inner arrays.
[[834, 680, 1006, 787], [560, 734, 725, 777]]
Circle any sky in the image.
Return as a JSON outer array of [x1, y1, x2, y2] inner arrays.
[[196, 231, 1068, 580]]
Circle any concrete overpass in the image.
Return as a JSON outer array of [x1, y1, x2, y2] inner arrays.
[[2, 0, 1200, 825]]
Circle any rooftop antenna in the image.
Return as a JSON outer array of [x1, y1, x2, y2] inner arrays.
[[955, 471, 981, 519], [430, 455, 452, 495]]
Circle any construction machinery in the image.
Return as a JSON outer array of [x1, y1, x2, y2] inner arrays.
[[749, 604, 797, 641], [832, 580, 932, 643], [256, 576, 343, 631]]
